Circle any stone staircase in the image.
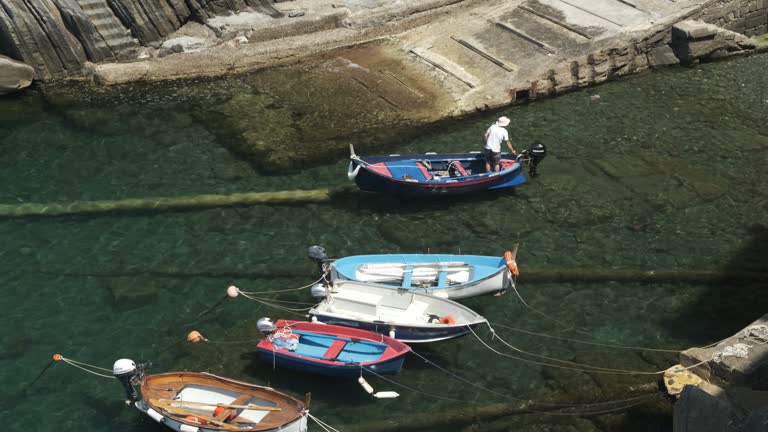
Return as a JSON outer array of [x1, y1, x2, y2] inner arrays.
[[75, 0, 137, 55]]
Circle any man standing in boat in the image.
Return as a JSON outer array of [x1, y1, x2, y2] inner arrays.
[[483, 116, 516, 172]]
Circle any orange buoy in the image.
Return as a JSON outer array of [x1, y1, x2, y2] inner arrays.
[[187, 331, 205, 344], [439, 316, 456, 325], [504, 250, 519, 276], [184, 415, 208, 424], [213, 406, 239, 421], [52, 353, 63, 361]]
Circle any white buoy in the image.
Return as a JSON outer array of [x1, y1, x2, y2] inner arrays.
[[358, 376, 374, 394], [373, 391, 400, 399], [389, 329, 396, 338]]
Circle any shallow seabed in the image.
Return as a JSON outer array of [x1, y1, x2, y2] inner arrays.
[[0, 54, 766, 432]]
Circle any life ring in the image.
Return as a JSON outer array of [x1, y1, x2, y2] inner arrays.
[[439, 316, 455, 325], [504, 250, 519, 276]]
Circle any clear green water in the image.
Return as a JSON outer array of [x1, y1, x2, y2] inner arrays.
[[1, 54, 767, 432]]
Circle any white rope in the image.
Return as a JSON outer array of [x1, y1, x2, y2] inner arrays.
[[507, 285, 730, 352], [307, 413, 342, 432], [490, 322, 684, 353], [712, 343, 752, 363], [236, 274, 327, 295], [472, 325, 666, 375], [237, 291, 314, 317], [408, 349, 660, 408], [741, 325, 768, 343], [471, 325, 713, 375], [362, 365, 659, 416], [60, 358, 115, 379]]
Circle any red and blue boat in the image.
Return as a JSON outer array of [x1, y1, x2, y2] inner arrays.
[[256, 319, 410, 377], [347, 144, 545, 196]]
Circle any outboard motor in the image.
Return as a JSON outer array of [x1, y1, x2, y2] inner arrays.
[[517, 142, 547, 177], [257, 317, 278, 335], [307, 245, 329, 270], [113, 359, 142, 403], [310, 282, 330, 298], [526, 142, 546, 177]]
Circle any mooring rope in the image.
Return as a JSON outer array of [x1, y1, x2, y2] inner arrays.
[[508, 284, 733, 353], [236, 275, 327, 295], [55, 355, 116, 379], [407, 349, 660, 408], [490, 322, 684, 353], [362, 365, 659, 416], [470, 325, 711, 375], [236, 291, 314, 317], [509, 283, 603, 338], [307, 413, 343, 432]]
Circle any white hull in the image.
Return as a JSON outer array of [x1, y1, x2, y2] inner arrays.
[[331, 266, 511, 299]]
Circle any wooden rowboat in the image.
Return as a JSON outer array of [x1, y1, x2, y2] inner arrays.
[[113, 360, 308, 432]]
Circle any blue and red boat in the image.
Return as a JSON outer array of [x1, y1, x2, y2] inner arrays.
[[347, 144, 545, 196], [255, 319, 410, 377]]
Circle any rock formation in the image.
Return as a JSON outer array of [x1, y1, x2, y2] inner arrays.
[[0, 0, 284, 80], [0, 54, 34, 94]]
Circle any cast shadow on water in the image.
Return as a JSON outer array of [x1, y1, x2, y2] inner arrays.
[[662, 223, 768, 344], [329, 187, 522, 214]]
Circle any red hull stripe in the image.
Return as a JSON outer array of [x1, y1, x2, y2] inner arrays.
[[367, 163, 392, 177]]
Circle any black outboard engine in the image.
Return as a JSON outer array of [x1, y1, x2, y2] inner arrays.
[[257, 317, 278, 335], [517, 142, 547, 177], [113, 359, 146, 403], [307, 245, 328, 267]]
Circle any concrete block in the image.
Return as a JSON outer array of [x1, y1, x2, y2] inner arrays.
[[673, 20, 718, 39]]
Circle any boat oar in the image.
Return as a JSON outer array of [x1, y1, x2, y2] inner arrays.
[[153, 398, 282, 411], [150, 400, 241, 430]]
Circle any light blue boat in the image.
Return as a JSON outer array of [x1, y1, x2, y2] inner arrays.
[[325, 249, 519, 299]]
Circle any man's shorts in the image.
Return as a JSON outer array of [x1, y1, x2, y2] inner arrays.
[[485, 149, 501, 166]]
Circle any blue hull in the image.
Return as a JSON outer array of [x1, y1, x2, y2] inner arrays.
[[348, 152, 526, 196], [311, 314, 482, 343], [256, 348, 405, 377]]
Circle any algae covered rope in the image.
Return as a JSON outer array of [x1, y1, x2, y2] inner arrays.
[[0, 188, 335, 218]]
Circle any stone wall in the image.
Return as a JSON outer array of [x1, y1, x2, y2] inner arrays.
[[695, 0, 768, 36]]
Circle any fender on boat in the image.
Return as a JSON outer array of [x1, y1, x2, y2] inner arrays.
[[179, 425, 200, 432], [146, 407, 165, 424]]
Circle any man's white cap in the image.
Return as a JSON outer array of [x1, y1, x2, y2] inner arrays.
[[496, 116, 510, 127]]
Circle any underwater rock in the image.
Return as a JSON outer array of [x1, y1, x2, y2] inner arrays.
[[107, 277, 159, 311]]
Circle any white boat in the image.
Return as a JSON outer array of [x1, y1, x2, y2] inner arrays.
[[319, 249, 519, 299], [308, 280, 487, 343]]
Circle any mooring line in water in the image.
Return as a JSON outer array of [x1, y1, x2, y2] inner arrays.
[[490, 322, 684, 353], [233, 274, 328, 295], [362, 364, 660, 416], [509, 284, 599, 338], [52, 354, 116, 379], [0, 189, 335, 219], [307, 413, 343, 432], [471, 325, 715, 375]]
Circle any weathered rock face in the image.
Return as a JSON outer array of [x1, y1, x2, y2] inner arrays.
[[0, 0, 283, 80], [671, 20, 757, 64], [0, 0, 88, 80], [0, 54, 34, 94]]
